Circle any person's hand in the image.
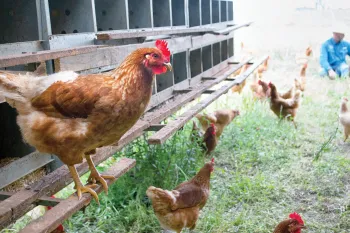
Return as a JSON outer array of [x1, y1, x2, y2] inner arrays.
[[328, 69, 337, 79]]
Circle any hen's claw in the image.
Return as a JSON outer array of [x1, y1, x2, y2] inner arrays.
[[76, 184, 99, 204], [88, 172, 115, 194]]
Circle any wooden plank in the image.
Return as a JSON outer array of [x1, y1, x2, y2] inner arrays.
[[18, 158, 136, 233], [0, 152, 54, 189], [0, 58, 252, 230], [55, 37, 192, 72], [0, 192, 63, 207], [213, 22, 253, 35], [0, 45, 106, 68], [147, 55, 269, 144], [96, 27, 216, 40]]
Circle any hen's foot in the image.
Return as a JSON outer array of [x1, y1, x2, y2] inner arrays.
[[68, 165, 99, 204], [76, 183, 99, 204], [88, 172, 115, 194]]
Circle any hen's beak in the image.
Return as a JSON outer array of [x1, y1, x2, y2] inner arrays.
[[163, 62, 172, 71]]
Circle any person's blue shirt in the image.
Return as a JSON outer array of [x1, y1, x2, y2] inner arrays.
[[320, 38, 350, 72]]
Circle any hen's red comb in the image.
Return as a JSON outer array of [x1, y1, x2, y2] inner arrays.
[[289, 212, 304, 224], [155, 40, 171, 61], [211, 158, 215, 163]]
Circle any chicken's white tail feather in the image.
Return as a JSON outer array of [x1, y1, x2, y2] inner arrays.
[[0, 71, 78, 103]]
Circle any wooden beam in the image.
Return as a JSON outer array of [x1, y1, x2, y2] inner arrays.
[[0, 192, 63, 208], [227, 61, 254, 65], [96, 27, 216, 40], [0, 58, 253, 230], [0, 45, 106, 68], [147, 55, 269, 144], [212, 22, 253, 35], [202, 77, 236, 81], [18, 158, 136, 233]]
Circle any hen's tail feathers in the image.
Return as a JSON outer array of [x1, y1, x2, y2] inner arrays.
[[146, 186, 177, 214], [0, 70, 78, 105], [0, 71, 28, 104]]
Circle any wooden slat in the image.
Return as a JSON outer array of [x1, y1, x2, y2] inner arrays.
[[96, 27, 216, 40], [18, 158, 136, 233], [213, 22, 253, 35], [0, 45, 106, 68], [0, 58, 252, 230], [0, 192, 63, 207], [147, 55, 269, 144]]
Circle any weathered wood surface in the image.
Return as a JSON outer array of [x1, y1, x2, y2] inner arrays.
[[0, 45, 105, 68], [18, 158, 136, 233], [0, 58, 251, 230], [147, 55, 269, 144], [96, 27, 216, 40], [0, 191, 64, 207]]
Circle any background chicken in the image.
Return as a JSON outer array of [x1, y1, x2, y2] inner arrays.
[[146, 158, 215, 233], [295, 46, 313, 64], [339, 97, 350, 142], [273, 212, 305, 233], [196, 109, 239, 138], [294, 63, 308, 92], [255, 56, 270, 78], [251, 79, 270, 100], [231, 64, 250, 94], [203, 123, 218, 155], [268, 82, 302, 128], [0, 40, 172, 203]]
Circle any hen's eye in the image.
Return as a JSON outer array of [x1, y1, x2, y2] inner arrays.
[[152, 53, 159, 58]]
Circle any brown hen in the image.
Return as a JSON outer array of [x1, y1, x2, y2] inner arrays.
[[0, 40, 172, 203], [146, 159, 215, 233]]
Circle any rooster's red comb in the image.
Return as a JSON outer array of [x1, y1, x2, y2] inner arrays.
[[289, 212, 304, 225], [155, 40, 171, 61], [211, 158, 215, 163]]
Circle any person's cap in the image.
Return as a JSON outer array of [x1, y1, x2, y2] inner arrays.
[[332, 22, 348, 34]]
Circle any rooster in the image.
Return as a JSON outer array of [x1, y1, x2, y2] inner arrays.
[[0, 40, 172, 203], [339, 97, 350, 142], [273, 212, 306, 233], [295, 63, 308, 92], [268, 82, 302, 128], [146, 158, 215, 233]]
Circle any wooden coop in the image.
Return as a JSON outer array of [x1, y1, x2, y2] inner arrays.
[[0, 0, 267, 232]]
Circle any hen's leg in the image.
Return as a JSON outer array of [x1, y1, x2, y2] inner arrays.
[[85, 154, 115, 194], [68, 165, 99, 203]]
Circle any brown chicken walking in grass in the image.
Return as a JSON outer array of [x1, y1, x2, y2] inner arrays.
[[339, 97, 350, 142], [268, 82, 302, 128], [273, 212, 306, 233], [146, 158, 215, 233], [0, 40, 172, 203]]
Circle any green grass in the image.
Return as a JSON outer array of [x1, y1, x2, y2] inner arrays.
[[2, 74, 350, 233], [62, 86, 348, 233]]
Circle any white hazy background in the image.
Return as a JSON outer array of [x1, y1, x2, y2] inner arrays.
[[233, 0, 350, 56]]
